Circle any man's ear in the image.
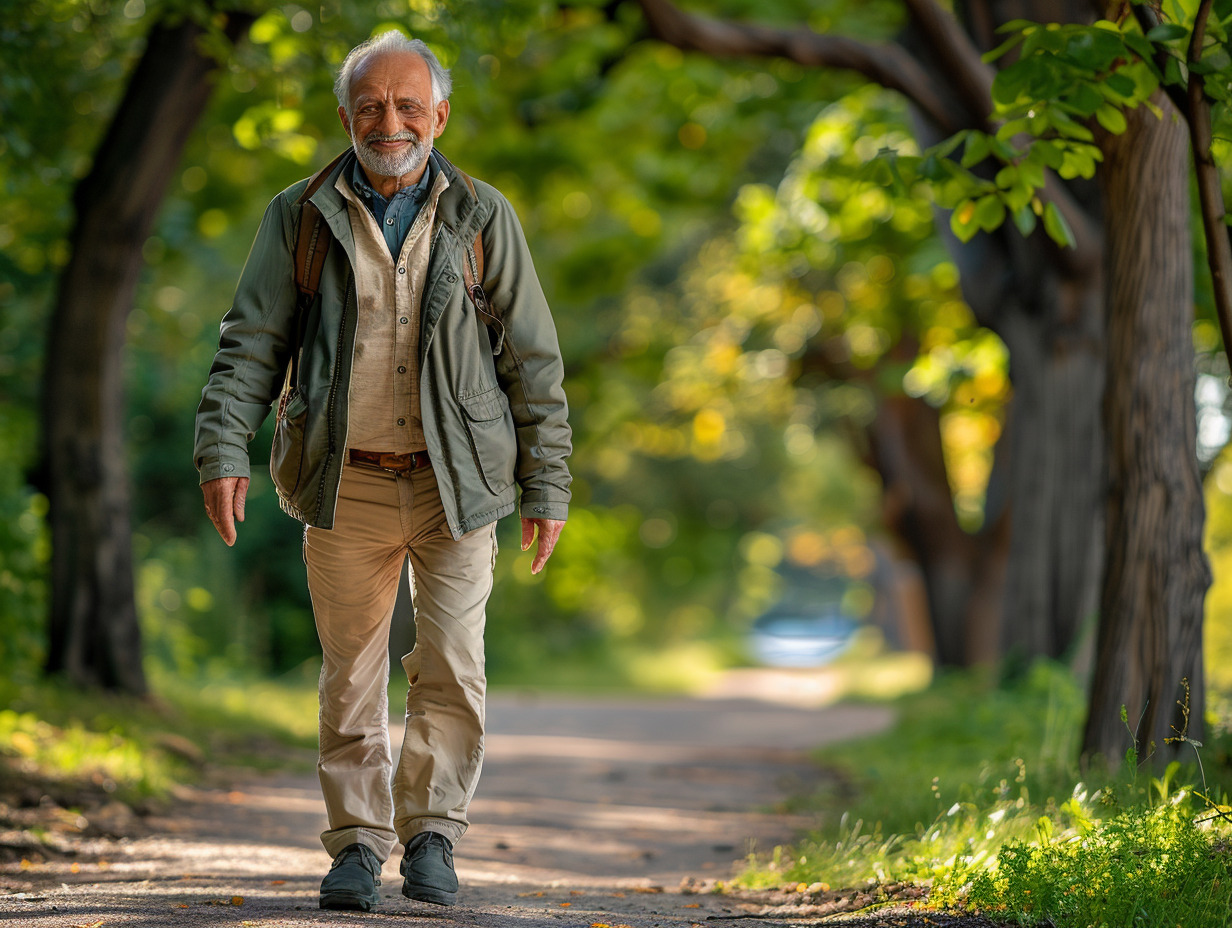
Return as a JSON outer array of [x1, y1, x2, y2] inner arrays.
[[433, 100, 450, 139], [337, 105, 351, 138]]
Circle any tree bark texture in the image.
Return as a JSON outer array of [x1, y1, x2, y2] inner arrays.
[[1082, 99, 1210, 764], [42, 12, 249, 691], [940, 215, 1106, 664]]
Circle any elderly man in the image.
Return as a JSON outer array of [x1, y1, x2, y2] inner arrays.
[[193, 31, 570, 911]]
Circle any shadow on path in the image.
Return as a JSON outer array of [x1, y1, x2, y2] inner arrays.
[[0, 690, 893, 927]]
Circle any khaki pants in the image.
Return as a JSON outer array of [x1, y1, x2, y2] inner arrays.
[[304, 463, 496, 860]]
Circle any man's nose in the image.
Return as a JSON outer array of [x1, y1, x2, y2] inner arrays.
[[376, 103, 402, 135]]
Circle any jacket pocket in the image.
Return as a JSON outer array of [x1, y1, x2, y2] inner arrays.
[[459, 387, 516, 495], [270, 389, 309, 499]]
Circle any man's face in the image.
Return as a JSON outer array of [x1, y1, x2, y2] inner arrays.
[[338, 50, 450, 182]]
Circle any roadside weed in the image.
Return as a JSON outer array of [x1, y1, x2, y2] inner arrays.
[[737, 662, 1232, 927]]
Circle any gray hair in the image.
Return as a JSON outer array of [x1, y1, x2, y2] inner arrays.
[[334, 32, 453, 114]]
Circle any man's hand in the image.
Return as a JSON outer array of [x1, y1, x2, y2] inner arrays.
[[521, 518, 565, 574], [202, 476, 250, 546]]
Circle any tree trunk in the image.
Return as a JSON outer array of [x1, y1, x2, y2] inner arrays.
[[42, 11, 250, 691], [990, 252, 1106, 662], [1082, 99, 1210, 765], [866, 388, 1010, 666]]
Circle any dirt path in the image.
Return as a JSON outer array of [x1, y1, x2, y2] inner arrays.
[[0, 691, 894, 927]]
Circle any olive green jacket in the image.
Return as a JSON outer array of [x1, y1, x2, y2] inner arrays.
[[194, 150, 571, 537]]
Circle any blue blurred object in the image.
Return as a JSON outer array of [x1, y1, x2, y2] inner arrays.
[[747, 570, 861, 667]]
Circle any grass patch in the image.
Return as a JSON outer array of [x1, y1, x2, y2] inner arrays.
[[0, 666, 320, 807], [737, 661, 1232, 928]]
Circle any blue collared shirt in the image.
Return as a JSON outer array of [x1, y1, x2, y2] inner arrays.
[[349, 151, 439, 258]]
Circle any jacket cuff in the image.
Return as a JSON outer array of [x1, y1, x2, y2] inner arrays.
[[197, 455, 251, 485], [519, 499, 568, 522]]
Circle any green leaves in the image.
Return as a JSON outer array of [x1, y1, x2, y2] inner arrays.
[[1043, 202, 1076, 249], [1147, 22, 1190, 42]]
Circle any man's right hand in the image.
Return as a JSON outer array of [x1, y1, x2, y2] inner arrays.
[[202, 476, 250, 546]]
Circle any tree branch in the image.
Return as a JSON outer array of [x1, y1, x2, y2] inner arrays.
[[635, 0, 966, 134], [899, 0, 995, 122], [901, 0, 1100, 273], [1130, 3, 1191, 118], [638, 0, 1100, 274], [1186, 0, 1232, 369]]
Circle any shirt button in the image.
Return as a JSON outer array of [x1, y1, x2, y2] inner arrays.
[[400, 316, 409, 324], [445, 272, 457, 283], [223, 464, 235, 473], [397, 418, 406, 426], [398, 267, 406, 274], [397, 365, 407, 374], [386, 217, 394, 225]]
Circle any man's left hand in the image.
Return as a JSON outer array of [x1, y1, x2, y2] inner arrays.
[[521, 518, 565, 574]]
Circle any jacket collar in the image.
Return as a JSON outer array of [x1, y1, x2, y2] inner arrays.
[[308, 148, 476, 213], [307, 148, 483, 261]]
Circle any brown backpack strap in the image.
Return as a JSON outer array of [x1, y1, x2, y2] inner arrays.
[[448, 162, 503, 354], [296, 148, 350, 206], [294, 149, 349, 299], [285, 150, 348, 393]]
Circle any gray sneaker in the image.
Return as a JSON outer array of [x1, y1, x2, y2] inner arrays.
[[320, 843, 382, 911], [400, 832, 458, 906]]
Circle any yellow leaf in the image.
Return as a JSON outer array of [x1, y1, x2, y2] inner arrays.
[[231, 896, 244, 906]]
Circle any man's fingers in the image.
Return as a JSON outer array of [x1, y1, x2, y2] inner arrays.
[[521, 518, 535, 551], [233, 476, 250, 523], [202, 477, 241, 546], [531, 519, 565, 574]]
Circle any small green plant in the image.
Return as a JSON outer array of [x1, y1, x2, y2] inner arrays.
[[738, 663, 1232, 928], [966, 792, 1232, 927]]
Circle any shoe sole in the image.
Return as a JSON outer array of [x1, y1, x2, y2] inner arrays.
[[402, 883, 457, 906], [320, 890, 381, 911]]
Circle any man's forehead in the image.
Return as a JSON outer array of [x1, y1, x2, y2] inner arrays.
[[350, 50, 431, 99]]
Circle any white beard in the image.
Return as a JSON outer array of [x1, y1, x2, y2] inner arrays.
[[353, 130, 429, 180]]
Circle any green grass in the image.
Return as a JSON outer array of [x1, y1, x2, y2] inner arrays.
[[0, 666, 321, 806], [737, 661, 1232, 928]]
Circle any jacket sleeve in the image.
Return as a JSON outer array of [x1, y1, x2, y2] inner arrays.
[[482, 191, 572, 521], [193, 193, 298, 484]]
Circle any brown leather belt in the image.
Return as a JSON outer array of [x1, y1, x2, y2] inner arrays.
[[348, 449, 431, 474]]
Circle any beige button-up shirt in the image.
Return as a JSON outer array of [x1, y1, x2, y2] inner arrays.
[[336, 169, 450, 453]]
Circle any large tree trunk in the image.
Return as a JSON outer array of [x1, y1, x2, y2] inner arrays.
[[1082, 99, 1210, 764], [973, 239, 1106, 663], [42, 11, 250, 691]]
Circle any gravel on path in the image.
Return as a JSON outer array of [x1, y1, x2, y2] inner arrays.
[[0, 689, 897, 927]]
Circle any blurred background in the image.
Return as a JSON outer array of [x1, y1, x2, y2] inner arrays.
[[3, 0, 1232, 757]]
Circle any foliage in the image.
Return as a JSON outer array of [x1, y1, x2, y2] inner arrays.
[[0, 670, 318, 803], [877, 1, 1232, 251], [737, 663, 1232, 927], [965, 796, 1232, 927]]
